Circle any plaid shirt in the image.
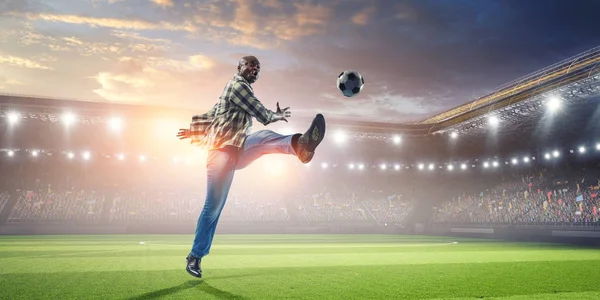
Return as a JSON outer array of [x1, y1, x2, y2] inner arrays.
[[189, 74, 276, 150]]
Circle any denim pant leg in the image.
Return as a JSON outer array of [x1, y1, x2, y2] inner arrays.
[[236, 130, 297, 170], [190, 146, 238, 258]]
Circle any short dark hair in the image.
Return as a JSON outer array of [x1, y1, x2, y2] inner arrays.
[[238, 56, 258, 68]]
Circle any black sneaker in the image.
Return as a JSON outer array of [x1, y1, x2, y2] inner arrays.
[[186, 254, 202, 278], [296, 114, 326, 164]]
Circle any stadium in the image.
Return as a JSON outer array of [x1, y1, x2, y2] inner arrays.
[[4, 2, 600, 294], [2, 44, 600, 299]]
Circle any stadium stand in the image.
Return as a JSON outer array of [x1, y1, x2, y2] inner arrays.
[[1, 178, 414, 226], [362, 197, 414, 225], [0, 191, 9, 213], [432, 166, 600, 227], [8, 188, 105, 223]]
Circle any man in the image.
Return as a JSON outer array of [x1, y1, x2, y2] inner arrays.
[[176, 56, 326, 278]]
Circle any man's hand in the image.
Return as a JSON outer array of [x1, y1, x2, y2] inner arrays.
[[272, 102, 291, 123], [177, 128, 191, 140]]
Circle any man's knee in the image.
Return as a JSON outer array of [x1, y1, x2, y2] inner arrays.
[[201, 204, 223, 220], [202, 194, 227, 219]]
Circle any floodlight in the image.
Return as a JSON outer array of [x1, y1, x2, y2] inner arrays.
[[108, 117, 123, 131], [62, 112, 76, 126], [7, 112, 19, 124], [547, 97, 561, 111], [488, 116, 499, 127], [334, 131, 347, 144]]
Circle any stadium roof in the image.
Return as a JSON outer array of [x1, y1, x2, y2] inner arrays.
[[2, 47, 600, 139]]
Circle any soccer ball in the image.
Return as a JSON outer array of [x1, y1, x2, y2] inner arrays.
[[337, 70, 364, 97]]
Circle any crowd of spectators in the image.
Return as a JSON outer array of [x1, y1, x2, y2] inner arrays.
[[107, 190, 200, 222], [7, 188, 105, 223], [432, 168, 600, 226], [292, 191, 368, 223], [2, 184, 413, 226], [362, 196, 414, 225], [5, 159, 600, 229], [0, 191, 9, 213], [106, 191, 291, 223], [220, 194, 291, 223]]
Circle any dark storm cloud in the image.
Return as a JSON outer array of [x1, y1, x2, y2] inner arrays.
[[282, 0, 600, 121]]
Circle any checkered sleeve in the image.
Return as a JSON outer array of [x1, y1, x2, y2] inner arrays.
[[189, 104, 217, 145], [230, 81, 274, 125]]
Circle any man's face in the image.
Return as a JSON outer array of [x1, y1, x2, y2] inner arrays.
[[239, 57, 260, 83]]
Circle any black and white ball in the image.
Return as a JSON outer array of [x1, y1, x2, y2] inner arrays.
[[337, 70, 364, 97]]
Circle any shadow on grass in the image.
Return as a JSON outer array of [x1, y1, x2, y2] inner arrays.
[[128, 279, 248, 300]]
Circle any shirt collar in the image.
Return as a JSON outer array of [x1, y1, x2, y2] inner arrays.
[[233, 74, 251, 85]]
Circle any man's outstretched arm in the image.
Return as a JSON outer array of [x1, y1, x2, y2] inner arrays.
[[230, 81, 289, 125]]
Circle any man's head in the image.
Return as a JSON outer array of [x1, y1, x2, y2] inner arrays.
[[237, 56, 260, 84]]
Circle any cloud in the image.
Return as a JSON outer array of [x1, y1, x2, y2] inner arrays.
[[188, 54, 215, 70], [150, 0, 174, 8], [31, 53, 59, 63], [270, 0, 600, 123], [0, 29, 16, 43], [294, 2, 330, 27], [352, 5, 376, 26], [258, 0, 282, 9], [394, 2, 418, 21], [4, 0, 600, 126], [14, 24, 172, 57], [186, 0, 333, 48], [0, 53, 52, 69], [91, 54, 222, 106], [8, 1, 335, 49], [110, 30, 171, 44], [7, 1, 334, 50], [252, 63, 447, 123], [14, 12, 197, 32], [0, 76, 23, 89], [91, 0, 126, 3], [315, 92, 437, 123], [0, 0, 52, 15]]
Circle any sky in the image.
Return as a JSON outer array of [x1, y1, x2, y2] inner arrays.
[[1, 0, 600, 124]]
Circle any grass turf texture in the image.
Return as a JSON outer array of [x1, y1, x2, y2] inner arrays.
[[0, 235, 599, 299]]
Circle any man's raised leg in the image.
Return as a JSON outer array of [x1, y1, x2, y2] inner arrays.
[[235, 114, 326, 170], [235, 130, 295, 170]]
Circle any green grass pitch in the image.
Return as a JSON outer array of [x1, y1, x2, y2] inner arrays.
[[1, 234, 600, 299]]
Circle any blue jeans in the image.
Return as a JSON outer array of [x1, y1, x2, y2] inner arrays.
[[190, 130, 296, 258]]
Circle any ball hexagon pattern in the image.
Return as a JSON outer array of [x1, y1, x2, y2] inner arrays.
[[336, 70, 364, 97]]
